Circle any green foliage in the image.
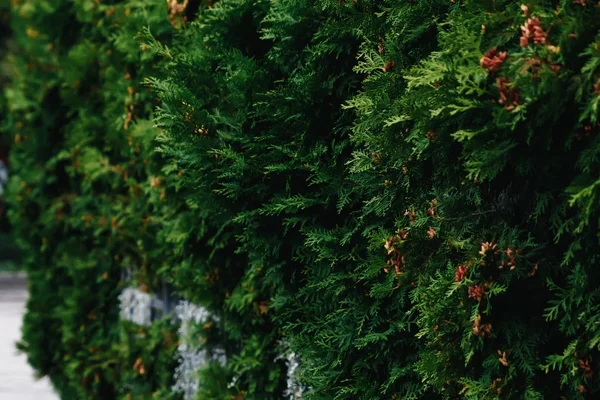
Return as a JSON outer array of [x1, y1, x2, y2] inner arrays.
[[147, 1, 362, 397], [5, 0, 179, 398], [6, 0, 600, 399], [339, 0, 600, 397]]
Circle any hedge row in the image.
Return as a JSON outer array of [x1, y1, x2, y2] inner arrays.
[[5, 1, 178, 398], [5, 0, 600, 399]]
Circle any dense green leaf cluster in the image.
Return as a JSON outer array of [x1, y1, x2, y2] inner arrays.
[[145, 1, 362, 398], [5, 0, 600, 399], [341, 1, 600, 397], [4, 0, 179, 398]]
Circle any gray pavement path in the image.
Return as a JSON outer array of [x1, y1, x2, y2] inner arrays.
[[0, 275, 58, 400]]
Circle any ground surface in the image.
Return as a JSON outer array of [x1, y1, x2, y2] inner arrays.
[[0, 274, 57, 400]]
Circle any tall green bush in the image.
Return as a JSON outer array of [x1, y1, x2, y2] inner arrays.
[[152, 1, 600, 398], [5, 1, 178, 398], [147, 1, 362, 397], [335, 0, 600, 398], [6, 0, 600, 399]]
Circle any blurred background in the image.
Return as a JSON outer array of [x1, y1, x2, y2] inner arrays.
[[0, 0, 19, 272]]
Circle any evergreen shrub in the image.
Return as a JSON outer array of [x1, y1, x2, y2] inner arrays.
[[5, 1, 179, 398], [146, 1, 362, 398], [5, 0, 600, 399]]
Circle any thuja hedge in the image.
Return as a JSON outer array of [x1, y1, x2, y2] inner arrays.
[[5, 0, 600, 399], [5, 0, 178, 398]]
